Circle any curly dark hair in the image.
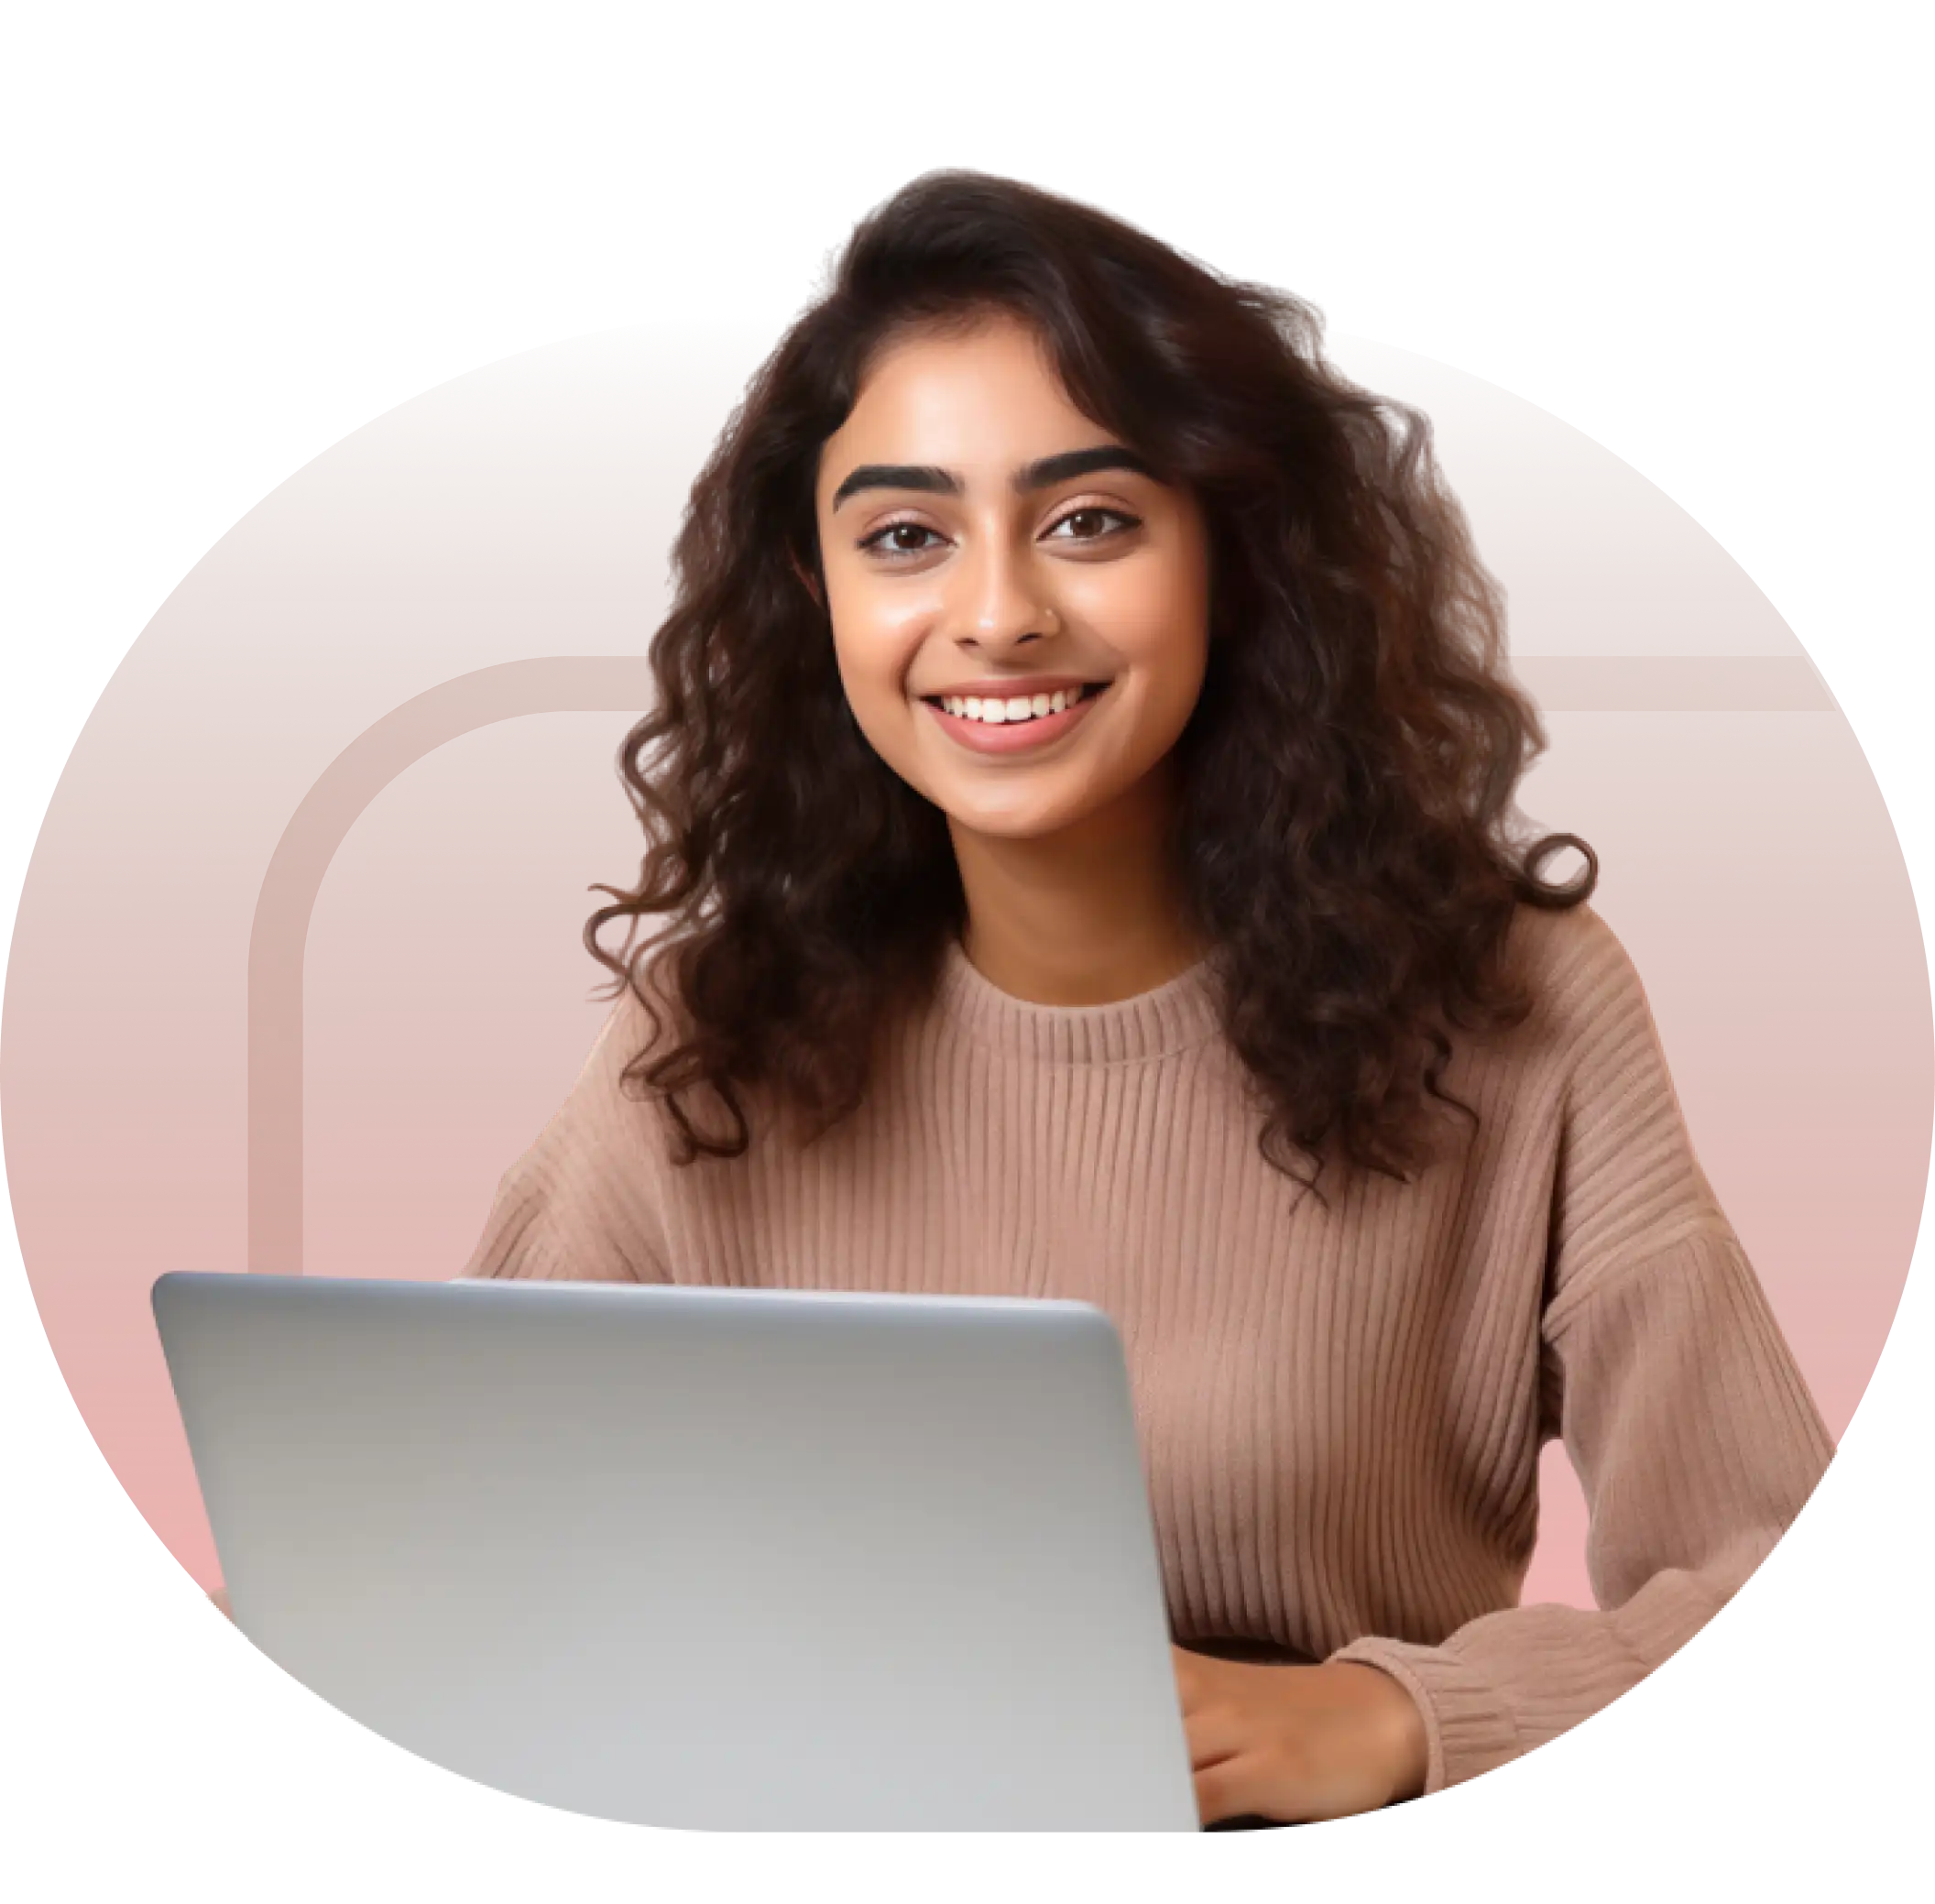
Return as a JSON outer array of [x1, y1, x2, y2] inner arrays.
[[587, 169, 1594, 1187]]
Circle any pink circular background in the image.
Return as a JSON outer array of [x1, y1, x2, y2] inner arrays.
[[3, 324, 1928, 1613]]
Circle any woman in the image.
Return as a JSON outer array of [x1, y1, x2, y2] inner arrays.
[[464, 170, 1831, 1825]]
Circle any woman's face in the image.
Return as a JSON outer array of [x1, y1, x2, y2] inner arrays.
[[812, 312, 1212, 846]]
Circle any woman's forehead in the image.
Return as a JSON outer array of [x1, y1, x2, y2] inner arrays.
[[826, 315, 1094, 476], [855, 319, 1083, 431]]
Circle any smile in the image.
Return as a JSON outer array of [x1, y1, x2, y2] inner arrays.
[[920, 681, 1110, 756]]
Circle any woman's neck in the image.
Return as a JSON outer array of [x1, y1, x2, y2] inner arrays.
[[959, 915, 1208, 1008], [948, 769, 1209, 1007]]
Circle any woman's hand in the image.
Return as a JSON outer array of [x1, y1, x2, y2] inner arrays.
[[1172, 1645, 1428, 1826]]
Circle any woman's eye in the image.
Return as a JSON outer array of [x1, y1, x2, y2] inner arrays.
[[1045, 507, 1138, 543], [861, 522, 946, 558]]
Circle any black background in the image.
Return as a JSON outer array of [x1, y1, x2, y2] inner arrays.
[[11, 163, 1919, 1842]]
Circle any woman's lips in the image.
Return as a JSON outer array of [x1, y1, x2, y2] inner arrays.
[[922, 684, 1108, 755]]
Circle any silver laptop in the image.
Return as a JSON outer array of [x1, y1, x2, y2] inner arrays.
[[152, 1273, 1198, 1831]]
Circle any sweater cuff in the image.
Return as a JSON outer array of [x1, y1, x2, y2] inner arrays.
[[1327, 1635, 1523, 1794]]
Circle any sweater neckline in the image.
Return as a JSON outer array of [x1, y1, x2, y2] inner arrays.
[[932, 936, 1226, 1065]]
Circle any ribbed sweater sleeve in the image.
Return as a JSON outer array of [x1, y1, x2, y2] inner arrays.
[[1328, 921, 1834, 1791]]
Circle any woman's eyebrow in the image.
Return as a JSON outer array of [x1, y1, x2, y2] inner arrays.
[[829, 443, 1160, 511]]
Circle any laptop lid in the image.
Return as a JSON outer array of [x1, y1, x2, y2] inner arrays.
[[152, 1273, 1198, 1831]]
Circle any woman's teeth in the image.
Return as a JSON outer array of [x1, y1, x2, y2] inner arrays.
[[936, 686, 1096, 725]]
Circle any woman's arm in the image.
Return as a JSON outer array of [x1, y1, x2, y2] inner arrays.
[[1325, 911, 1834, 1792]]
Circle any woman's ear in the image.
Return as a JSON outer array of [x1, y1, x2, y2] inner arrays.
[[790, 548, 824, 608]]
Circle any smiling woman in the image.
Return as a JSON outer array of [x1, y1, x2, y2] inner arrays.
[[461, 170, 1831, 1826], [581, 172, 1594, 1178]]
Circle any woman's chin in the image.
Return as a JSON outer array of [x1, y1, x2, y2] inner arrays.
[[940, 797, 1092, 848]]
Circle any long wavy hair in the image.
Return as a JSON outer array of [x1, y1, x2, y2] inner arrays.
[[588, 169, 1594, 1187]]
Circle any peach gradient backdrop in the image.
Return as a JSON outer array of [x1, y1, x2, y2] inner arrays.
[[3, 326, 1927, 1613]]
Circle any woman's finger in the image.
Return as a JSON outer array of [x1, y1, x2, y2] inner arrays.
[[1180, 1703, 1253, 1772], [1194, 1753, 1295, 1829]]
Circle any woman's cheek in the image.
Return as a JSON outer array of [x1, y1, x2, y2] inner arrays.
[[838, 657, 934, 794]]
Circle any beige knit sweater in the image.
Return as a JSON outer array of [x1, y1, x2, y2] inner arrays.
[[462, 902, 1832, 1792]]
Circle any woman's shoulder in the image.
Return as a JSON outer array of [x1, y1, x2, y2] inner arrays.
[[586, 945, 702, 1072], [1486, 901, 1662, 1074], [1503, 900, 1645, 1003], [536, 956, 698, 1157]]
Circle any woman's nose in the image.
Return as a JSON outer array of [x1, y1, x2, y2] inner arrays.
[[948, 540, 1055, 651]]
